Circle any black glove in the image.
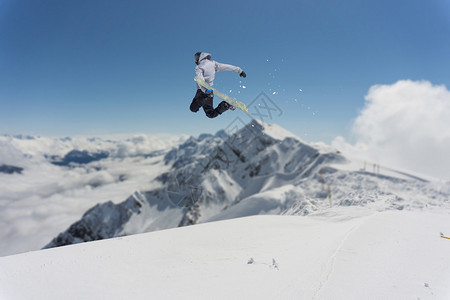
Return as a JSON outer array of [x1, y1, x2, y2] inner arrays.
[[240, 71, 247, 78]]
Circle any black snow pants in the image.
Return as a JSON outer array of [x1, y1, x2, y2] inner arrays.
[[190, 89, 229, 118]]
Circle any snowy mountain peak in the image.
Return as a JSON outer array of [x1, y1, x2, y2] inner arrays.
[[248, 119, 299, 141], [42, 120, 450, 250]]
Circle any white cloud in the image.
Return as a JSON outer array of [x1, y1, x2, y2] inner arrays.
[[0, 134, 182, 256], [333, 80, 450, 180]]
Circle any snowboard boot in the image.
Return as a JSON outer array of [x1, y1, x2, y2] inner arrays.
[[217, 101, 233, 114], [219, 101, 235, 112]]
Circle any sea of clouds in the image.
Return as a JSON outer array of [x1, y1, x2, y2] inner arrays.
[[0, 134, 187, 256]]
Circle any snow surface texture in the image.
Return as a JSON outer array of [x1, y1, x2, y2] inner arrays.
[[43, 120, 450, 250], [1, 213, 450, 299]]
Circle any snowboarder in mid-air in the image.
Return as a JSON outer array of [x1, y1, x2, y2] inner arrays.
[[190, 52, 246, 118]]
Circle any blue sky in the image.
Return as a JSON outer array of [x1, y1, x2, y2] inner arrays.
[[1, 0, 449, 143]]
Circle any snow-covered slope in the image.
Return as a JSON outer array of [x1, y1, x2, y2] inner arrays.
[[1, 212, 450, 300], [44, 120, 450, 250]]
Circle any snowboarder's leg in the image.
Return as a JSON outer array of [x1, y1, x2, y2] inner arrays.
[[190, 89, 204, 113], [202, 95, 220, 118], [191, 90, 230, 118], [203, 97, 231, 118]]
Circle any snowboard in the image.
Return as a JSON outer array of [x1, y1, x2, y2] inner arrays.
[[194, 76, 249, 114]]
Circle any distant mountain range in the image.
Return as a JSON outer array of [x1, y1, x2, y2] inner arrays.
[[44, 120, 450, 249]]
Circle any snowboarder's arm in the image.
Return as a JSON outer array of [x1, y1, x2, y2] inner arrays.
[[214, 61, 243, 75]]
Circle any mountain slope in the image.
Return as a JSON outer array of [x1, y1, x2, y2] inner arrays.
[[2, 212, 450, 300]]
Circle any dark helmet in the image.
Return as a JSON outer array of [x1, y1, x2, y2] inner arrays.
[[194, 52, 202, 65]]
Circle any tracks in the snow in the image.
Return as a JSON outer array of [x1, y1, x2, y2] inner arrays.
[[312, 217, 367, 299]]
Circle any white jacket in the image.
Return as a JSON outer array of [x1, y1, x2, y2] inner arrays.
[[195, 52, 243, 92]]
